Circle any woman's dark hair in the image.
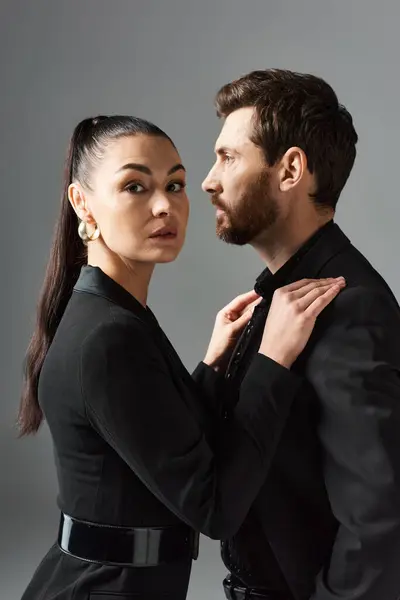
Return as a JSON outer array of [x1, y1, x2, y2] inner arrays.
[[18, 115, 173, 436]]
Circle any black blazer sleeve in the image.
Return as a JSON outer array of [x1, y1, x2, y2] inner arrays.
[[80, 314, 301, 540], [191, 361, 226, 418], [306, 287, 400, 600]]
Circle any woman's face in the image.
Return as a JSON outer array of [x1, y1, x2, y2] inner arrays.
[[71, 134, 189, 265]]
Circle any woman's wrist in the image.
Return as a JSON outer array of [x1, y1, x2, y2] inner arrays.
[[258, 346, 293, 370], [202, 355, 222, 373]]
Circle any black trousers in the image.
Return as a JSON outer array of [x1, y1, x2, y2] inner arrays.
[[21, 542, 192, 599]]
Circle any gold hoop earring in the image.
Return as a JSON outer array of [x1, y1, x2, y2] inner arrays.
[[78, 220, 100, 245], [78, 220, 89, 245], [87, 223, 100, 242]]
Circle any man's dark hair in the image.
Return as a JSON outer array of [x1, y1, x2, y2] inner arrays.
[[215, 69, 358, 210]]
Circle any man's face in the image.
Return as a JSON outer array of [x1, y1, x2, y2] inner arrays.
[[202, 107, 280, 246]]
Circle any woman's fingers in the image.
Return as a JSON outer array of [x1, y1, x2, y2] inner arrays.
[[259, 277, 346, 369], [288, 277, 344, 299], [224, 278, 345, 318], [296, 279, 346, 310], [305, 283, 344, 318], [231, 298, 262, 329], [223, 290, 260, 316], [281, 278, 333, 293], [242, 297, 262, 314]]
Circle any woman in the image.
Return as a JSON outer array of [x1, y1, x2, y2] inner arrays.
[[18, 115, 345, 600]]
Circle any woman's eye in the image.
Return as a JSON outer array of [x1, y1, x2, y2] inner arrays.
[[167, 181, 186, 193], [224, 155, 233, 163], [126, 182, 145, 194]]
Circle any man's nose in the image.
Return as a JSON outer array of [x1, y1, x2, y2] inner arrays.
[[202, 169, 222, 195]]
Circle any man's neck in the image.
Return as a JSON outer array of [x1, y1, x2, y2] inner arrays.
[[252, 213, 334, 274]]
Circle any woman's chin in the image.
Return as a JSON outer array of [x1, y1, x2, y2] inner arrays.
[[152, 247, 182, 264]]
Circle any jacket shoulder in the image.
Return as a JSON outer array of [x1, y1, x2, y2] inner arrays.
[[319, 243, 399, 313], [81, 305, 152, 351]]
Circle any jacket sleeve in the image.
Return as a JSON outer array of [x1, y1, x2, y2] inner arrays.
[[191, 361, 226, 418], [307, 287, 400, 600], [80, 315, 301, 540]]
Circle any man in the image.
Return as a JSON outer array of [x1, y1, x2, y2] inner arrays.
[[202, 69, 400, 600]]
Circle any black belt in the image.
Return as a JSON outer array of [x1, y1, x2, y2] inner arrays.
[[58, 513, 199, 567], [223, 575, 292, 600]]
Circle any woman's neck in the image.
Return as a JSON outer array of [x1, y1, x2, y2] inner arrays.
[[87, 246, 155, 307]]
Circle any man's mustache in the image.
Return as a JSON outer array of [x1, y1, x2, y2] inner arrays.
[[211, 196, 228, 211]]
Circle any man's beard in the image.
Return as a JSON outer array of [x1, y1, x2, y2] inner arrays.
[[213, 170, 279, 246]]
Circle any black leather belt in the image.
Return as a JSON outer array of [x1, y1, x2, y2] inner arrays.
[[223, 575, 292, 600], [58, 513, 199, 567]]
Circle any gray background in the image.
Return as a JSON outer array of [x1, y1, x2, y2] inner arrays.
[[1, 1, 399, 598]]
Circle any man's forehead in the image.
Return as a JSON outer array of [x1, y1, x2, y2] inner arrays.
[[215, 107, 255, 151]]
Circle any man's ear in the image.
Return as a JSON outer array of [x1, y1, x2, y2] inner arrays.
[[277, 146, 307, 193]]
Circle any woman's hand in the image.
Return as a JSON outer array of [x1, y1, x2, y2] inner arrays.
[[203, 290, 262, 372], [259, 277, 346, 368]]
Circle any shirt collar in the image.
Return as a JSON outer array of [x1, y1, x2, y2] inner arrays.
[[254, 220, 351, 299], [74, 265, 159, 327]]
